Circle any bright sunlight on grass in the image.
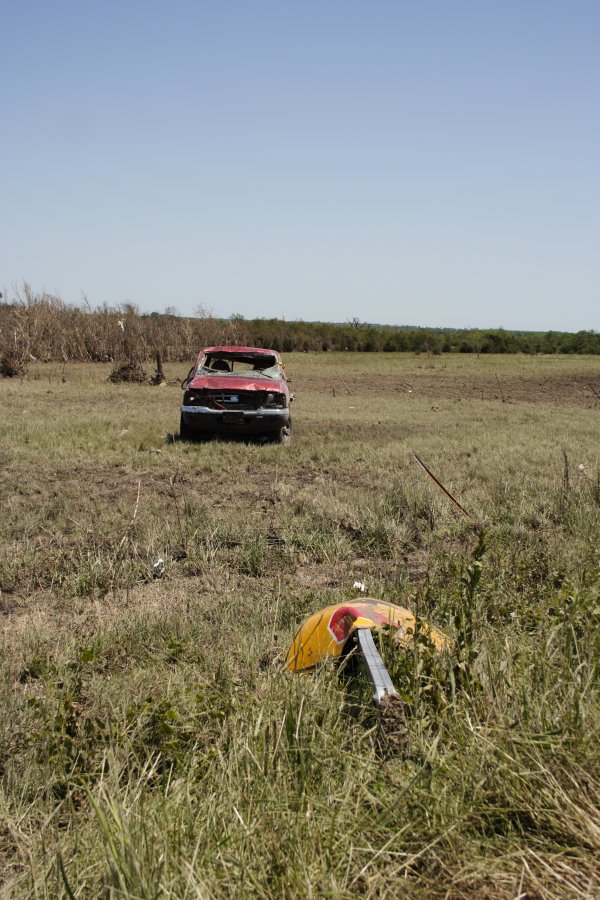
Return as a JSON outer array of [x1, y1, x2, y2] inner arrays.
[[1, 352, 599, 897]]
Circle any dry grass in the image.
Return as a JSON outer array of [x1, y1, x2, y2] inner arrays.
[[1, 352, 600, 897]]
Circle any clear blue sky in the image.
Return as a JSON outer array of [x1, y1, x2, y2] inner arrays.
[[1, 0, 598, 330]]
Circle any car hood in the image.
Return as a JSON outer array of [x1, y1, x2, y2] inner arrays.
[[188, 374, 288, 393]]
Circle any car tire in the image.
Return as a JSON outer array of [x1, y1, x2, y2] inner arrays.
[[273, 419, 292, 445], [179, 413, 192, 441]]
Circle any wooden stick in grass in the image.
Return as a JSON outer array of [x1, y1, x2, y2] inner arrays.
[[336, 370, 352, 394], [413, 453, 472, 520]]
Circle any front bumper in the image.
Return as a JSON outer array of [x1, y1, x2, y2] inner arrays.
[[181, 405, 290, 436]]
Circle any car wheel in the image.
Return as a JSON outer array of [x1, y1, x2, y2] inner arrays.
[[179, 413, 192, 441], [273, 420, 292, 445]]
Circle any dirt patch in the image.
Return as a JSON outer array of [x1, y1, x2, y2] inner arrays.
[[410, 372, 600, 407], [296, 370, 600, 408], [378, 693, 409, 753]]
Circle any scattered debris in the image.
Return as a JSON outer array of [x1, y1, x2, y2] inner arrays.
[[285, 599, 450, 752], [335, 370, 352, 394], [355, 627, 397, 705], [401, 379, 418, 397], [108, 361, 147, 383], [413, 452, 472, 520], [287, 599, 449, 674], [353, 580, 366, 592], [0, 349, 29, 378], [152, 558, 165, 579]]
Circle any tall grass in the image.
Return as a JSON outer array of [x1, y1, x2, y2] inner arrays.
[[1, 354, 599, 896], [2, 286, 600, 366]]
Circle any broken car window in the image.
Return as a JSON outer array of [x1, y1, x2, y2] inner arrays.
[[197, 355, 281, 378]]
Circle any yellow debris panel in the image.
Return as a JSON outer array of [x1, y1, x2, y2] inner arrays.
[[285, 598, 450, 672]]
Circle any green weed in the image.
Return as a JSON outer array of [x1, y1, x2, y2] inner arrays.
[[1, 355, 600, 897]]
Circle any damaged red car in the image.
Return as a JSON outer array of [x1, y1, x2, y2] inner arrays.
[[180, 346, 292, 443]]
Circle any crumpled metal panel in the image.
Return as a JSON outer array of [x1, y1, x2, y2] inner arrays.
[[285, 598, 450, 672]]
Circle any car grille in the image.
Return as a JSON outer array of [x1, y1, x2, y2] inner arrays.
[[210, 391, 263, 410], [186, 389, 285, 410]]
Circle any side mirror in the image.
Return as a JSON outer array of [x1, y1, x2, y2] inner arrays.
[[181, 366, 195, 389]]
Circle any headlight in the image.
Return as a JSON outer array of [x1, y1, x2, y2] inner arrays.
[[263, 392, 286, 408]]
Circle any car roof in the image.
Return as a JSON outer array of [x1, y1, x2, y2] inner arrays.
[[199, 346, 280, 356]]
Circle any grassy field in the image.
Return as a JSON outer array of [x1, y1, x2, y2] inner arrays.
[[1, 352, 599, 898]]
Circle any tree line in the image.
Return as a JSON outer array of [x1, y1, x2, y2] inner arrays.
[[1, 285, 598, 374]]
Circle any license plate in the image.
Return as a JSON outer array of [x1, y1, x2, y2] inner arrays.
[[223, 412, 243, 424]]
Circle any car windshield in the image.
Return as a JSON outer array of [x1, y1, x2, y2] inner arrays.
[[197, 354, 281, 379]]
